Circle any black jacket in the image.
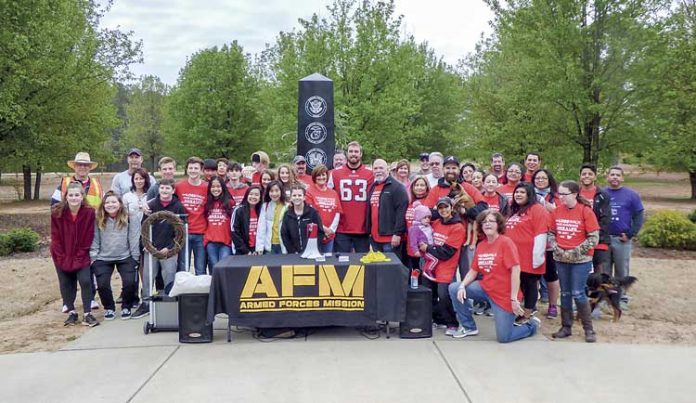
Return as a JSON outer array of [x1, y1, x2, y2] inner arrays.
[[144, 197, 186, 250], [281, 205, 324, 254], [592, 186, 612, 246], [425, 213, 463, 261], [365, 176, 409, 238], [231, 204, 260, 255]]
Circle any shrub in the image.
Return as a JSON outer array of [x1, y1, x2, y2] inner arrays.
[[0, 234, 12, 256], [688, 209, 696, 224], [1, 228, 41, 254], [638, 210, 696, 250]]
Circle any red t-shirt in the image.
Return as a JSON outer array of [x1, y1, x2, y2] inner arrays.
[[306, 184, 343, 243], [505, 204, 548, 274], [297, 174, 314, 187], [498, 183, 517, 202], [430, 218, 466, 283], [227, 184, 248, 206], [204, 200, 232, 246], [248, 209, 258, 248], [482, 193, 502, 213], [523, 171, 535, 183], [472, 235, 522, 313], [331, 165, 374, 234], [251, 171, 262, 186], [175, 180, 208, 234], [369, 182, 392, 243], [551, 203, 600, 255]]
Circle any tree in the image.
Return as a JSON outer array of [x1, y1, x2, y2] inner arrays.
[[259, 0, 466, 162], [634, 1, 696, 198], [0, 0, 142, 199], [462, 0, 665, 171], [167, 42, 263, 163], [122, 75, 169, 170]]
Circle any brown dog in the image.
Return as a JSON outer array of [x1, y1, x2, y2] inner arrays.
[[586, 273, 638, 322]]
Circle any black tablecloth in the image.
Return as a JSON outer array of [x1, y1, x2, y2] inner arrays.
[[207, 253, 408, 328]]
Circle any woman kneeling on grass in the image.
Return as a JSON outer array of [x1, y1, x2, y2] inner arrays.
[[51, 182, 99, 327], [447, 210, 540, 342], [90, 191, 141, 320]]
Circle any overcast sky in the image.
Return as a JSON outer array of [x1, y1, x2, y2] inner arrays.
[[101, 0, 494, 85]]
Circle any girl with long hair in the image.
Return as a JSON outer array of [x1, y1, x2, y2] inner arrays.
[[277, 164, 299, 200], [256, 180, 288, 254], [204, 176, 236, 271], [231, 185, 263, 255], [122, 167, 151, 224], [481, 173, 510, 217], [498, 163, 524, 201], [90, 191, 140, 320], [51, 182, 98, 327]]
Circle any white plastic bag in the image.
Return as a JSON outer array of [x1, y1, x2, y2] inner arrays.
[[168, 271, 212, 296]]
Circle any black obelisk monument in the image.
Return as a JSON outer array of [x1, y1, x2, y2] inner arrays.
[[297, 73, 335, 170]]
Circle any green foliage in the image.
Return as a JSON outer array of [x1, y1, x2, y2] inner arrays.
[[0, 228, 40, 255], [638, 210, 696, 250], [167, 42, 262, 164], [122, 75, 169, 169], [688, 209, 696, 224]]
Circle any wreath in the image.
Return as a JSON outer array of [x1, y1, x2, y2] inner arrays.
[[141, 211, 186, 259]]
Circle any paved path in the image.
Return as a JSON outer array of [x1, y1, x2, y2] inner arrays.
[[1, 316, 694, 402]]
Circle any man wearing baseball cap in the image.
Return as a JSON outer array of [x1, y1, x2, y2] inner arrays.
[[111, 148, 156, 196], [294, 155, 313, 186], [202, 159, 218, 182], [410, 152, 431, 180], [51, 152, 104, 208], [250, 151, 270, 186], [424, 156, 488, 280]]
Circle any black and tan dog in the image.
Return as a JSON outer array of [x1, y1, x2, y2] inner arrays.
[[586, 273, 638, 322]]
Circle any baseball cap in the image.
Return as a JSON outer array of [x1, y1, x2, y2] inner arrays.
[[127, 148, 142, 156], [419, 152, 429, 161], [293, 155, 307, 164], [436, 197, 453, 207], [203, 159, 217, 170], [443, 156, 460, 166]]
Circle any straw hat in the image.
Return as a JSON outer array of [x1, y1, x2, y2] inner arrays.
[[67, 152, 98, 170]]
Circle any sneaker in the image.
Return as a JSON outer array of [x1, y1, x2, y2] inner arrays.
[[104, 309, 115, 321], [64, 311, 78, 326], [546, 305, 558, 319], [472, 302, 485, 316], [529, 317, 541, 334], [452, 326, 479, 338], [514, 315, 530, 326], [121, 308, 132, 320], [90, 300, 100, 310], [82, 313, 99, 327], [61, 305, 69, 313], [445, 326, 459, 336], [483, 307, 494, 317], [131, 303, 150, 319], [432, 322, 447, 329]]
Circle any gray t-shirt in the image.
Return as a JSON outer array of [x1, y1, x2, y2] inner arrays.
[[111, 170, 157, 196]]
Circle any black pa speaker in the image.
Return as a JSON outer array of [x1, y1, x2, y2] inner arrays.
[[178, 293, 213, 343], [400, 286, 432, 339]]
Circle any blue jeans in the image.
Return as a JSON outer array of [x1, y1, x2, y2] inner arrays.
[[320, 239, 334, 254], [609, 236, 632, 278], [448, 281, 538, 343], [189, 234, 207, 275], [555, 261, 592, 309], [206, 242, 232, 275]]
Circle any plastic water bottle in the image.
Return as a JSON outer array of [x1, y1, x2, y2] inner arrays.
[[410, 269, 419, 289]]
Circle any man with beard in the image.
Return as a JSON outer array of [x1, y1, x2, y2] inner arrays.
[[330, 141, 374, 253], [490, 152, 507, 185], [294, 155, 314, 186], [523, 152, 541, 183], [424, 156, 488, 279], [366, 159, 409, 254], [605, 166, 644, 306]]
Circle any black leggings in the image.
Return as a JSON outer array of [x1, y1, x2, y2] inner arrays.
[[56, 266, 92, 313], [93, 258, 139, 311], [520, 272, 542, 311], [421, 277, 457, 327], [543, 251, 559, 282]]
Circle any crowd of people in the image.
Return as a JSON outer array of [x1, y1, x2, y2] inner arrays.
[[50, 143, 645, 343]]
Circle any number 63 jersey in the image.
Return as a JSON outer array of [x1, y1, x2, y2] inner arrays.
[[329, 164, 374, 235]]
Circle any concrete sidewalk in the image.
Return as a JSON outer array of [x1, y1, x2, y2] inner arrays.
[[0, 316, 693, 403]]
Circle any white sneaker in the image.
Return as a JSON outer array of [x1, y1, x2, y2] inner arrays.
[[452, 326, 479, 338], [61, 305, 68, 313], [445, 326, 458, 336], [90, 300, 99, 310], [104, 309, 115, 321]]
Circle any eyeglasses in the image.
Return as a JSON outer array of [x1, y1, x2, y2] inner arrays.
[[429, 162, 441, 166], [482, 219, 497, 224], [558, 192, 574, 196], [507, 170, 521, 174]]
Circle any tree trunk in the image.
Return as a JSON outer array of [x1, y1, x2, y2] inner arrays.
[[690, 170, 696, 200], [33, 164, 42, 200], [22, 164, 32, 201]]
